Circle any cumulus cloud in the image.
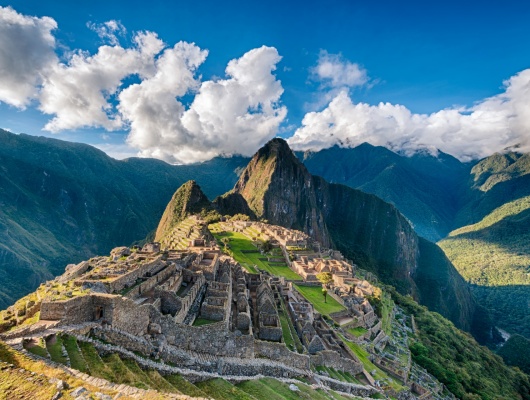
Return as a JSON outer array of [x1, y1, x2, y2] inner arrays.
[[39, 31, 164, 132], [87, 20, 127, 45], [311, 50, 368, 89], [123, 45, 287, 163], [289, 68, 530, 161], [0, 6, 57, 108]]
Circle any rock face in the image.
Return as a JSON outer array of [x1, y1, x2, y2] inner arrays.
[[155, 180, 211, 242], [219, 138, 476, 331]]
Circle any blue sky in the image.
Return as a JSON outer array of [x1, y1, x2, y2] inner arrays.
[[1, 0, 530, 162]]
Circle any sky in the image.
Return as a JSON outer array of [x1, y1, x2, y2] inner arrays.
[[1, 0, 530, 163]]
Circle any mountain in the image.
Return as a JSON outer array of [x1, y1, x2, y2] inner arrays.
[[218, 138, 477, 332], [438, 152, 530, 339], [0, 129, 247, 308], [155, 180, 212, 241], [298, 144, 470, 242]]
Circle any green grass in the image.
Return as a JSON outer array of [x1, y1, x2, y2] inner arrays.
[[196, 378, 257, 400], [45, 335, 68, 364], [62, 335, 88, 373], [193, 317, 217, 326], [236, 377, 351, 400], [347, 326, 368, 337], [78, 341, 115, 381], [25, 337, 48, 359], [339, 334, 405, 392], [101, 353, 141, 385], [279, 312, 295, 349], [210, 227, 302, 279], [165, 374, 209, 398], [120, 358, 153, 390], [293, 285, 345, 315]]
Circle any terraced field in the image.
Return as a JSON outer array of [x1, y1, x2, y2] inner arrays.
[[209, 224, 302, 279]]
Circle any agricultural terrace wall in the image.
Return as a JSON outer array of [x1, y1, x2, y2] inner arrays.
[[310, 350, 363, 375], [157, 315, 255, 357], [254, 340, 310, 370]]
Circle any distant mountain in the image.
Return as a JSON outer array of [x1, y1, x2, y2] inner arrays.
[[439, 152, 530, 339], [218, 138, 478, 332], [298, 144, 470, 242], [0, 130, 247, 308]]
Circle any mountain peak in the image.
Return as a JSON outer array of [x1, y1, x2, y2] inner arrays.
[[155, 180, 211, 241]]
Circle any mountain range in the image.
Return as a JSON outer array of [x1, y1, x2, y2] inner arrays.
[[1, 129, 529, 348]]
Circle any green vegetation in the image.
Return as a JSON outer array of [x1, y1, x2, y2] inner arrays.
[[62, 335, 89, 373], [389, 287, 530, 400], [196, 378, 256, 400], [347, 326, 368, 337], [45, 335, 68, 364], [193, 317, 217, 326], [210, 225, 301, 279], [339, 335, 405, 392], [164, 374, 209, 398], [24, 337, 48, 359], [78, 340, 115, 381], [439, 196, 530, 286], [236, 377, 352, 400], [294, 284, 345, 315], [497, 334, 530, 374]]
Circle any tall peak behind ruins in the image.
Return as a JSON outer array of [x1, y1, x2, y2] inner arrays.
[[216, 138, 477, 332]]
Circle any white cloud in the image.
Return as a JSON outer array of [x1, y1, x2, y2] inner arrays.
[[87, 20, 127, 45], [0, 6, 57, 108], [289, 68, 530, 161], [39, 31, 165, 132], [123, 45, 287, 163], [311, 50, 368, 89]]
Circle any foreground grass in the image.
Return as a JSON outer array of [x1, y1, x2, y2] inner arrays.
[[237, 377, 351, 400], [196, 378, 256, 400], [294, 285, 345, 315]]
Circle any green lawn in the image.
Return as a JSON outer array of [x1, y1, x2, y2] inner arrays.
[[237, 377, 351, 400], [45, 335, 68, 364], [347, 326, 368, 337], [210, 227, 302, 280], [193, 317, 217, 326], [294, 285, 345, 315], [62, 335, 89, 372], [196, 378, 256, 400]]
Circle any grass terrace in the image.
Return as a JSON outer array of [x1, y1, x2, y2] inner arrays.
[[294, 284, 345, 315], [339, 334, 405, 392], [209, 224, 302, 280], [347, 326, 368, 338], [193, 317, 217, 326]]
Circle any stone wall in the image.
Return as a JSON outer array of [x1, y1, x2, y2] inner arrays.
[[174, 274, 206, 324], [153, 287, 182, 316], [107, 255, 165, 293], [40, 294, 150, 336], [40, 295, 93, 323], [254, 340, 310, 370], [310, 350, 363, 375], [158, 315, 255, 358], [124, 264, 177, 299]]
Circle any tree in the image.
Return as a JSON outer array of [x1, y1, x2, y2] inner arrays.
[[322, 288, 328, 303], [316, 272, 333, 286]]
